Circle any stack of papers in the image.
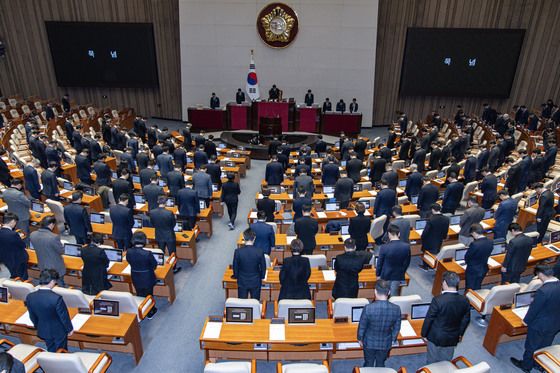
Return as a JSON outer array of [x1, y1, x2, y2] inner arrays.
[[339, 211, 347, 216], [286, 236, 296, 245], [71, 314, 91, 332], [400, 320, 417, 337], [121, 265, 131, 275], [450, 225, 461, 232], [325, 193, 334, 199], [488, 258, 500, 267], [316, 212, 327, 219], [135, 203, 146, 209], [269, 324, 285, 341], [337, 342, 361, 350], [368, 190, 377, 196], [15, 312, 34, 327], [341, 235, 351, 241], [364, 210, 371, 216], [257, 193, 264, 199], [322, 270, 336, 281], [203, 322, 222, 339], [480, 222, 491, 230], [249, 211, 258, 219], [512, 307, 529, 321]]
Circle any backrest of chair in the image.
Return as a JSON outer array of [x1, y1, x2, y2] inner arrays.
[[482, 283, 521, 314], [301, 254, 326, 268], [525, 231, 539, 239], [45, 199, 66, 226], [511, 193, 524, 203], [97, 290, 136, 313], [389, 295, 422, 316], [79, 109, 87, 119], [266, 222, 277, 234], [21, 105, 31, 114], [282, 363, 328, 373], [358, 368, 397, 373], [204, 361, 252, 373], [52, 287, 90, 309], [3, 280, 35, 300], [436, 243, 465, 261], [8, 98, 17, 107], [401, 214, 420, 229], [278, 299, 314, 319], [10, 109, 19, 118], [523, 278, 543, 292], [370, 215, 387, 239], [360, 181, 372, 190], [462, 181, 478, 200], [392, 160, 405, 171], [37, 352, 87, 373], [397, 196, 408, 205], [425, 170, 438, 180], [264, 254, 271, 268], [332, 298, 369, 318], [225, 298, 261, 320], [458, 362, 491, 373]]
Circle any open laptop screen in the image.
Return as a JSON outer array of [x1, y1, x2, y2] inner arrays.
[[351, 306, 364, 322], [0, 287, 8, 303], [484, 209, 494, 220], [288, 308, 315, 324], [31, 202, 44, 213], [410, 303, 431, 319], [326, 202, 340, 211], [454, 248, 467, 262], [90, 213, 105, 224], [93, 299, 119, 316], [225, 306, 253, 323], [64, 243, 82, 257], [103, 248, 123, 262], [515, 291, 536, 308], [415, 219, 427, 231]]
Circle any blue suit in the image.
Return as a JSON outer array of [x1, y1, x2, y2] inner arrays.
[[143, 184, 164, 211], [149, 207, 177, 255], [250, 221, 275, 255], [265, 161, 284, 186], [156, 153, 173, 177], [464, 237, 493, 290], [321, 163, 340, 186], [480, 174, 497, 209], [193, 150, 208, 169], [23, 165, 41, 199], [126, 247, 157, 294], [463, 156, 477, 182], [0, 227, 28, 279], [110, 204, 134, 250], [374, 188, 396, 217], [232, 245, 267, 300], [405, 171, 422, 199], [63, 203, 91, 244], [293, 196, 311, 220], [376, 240, 411, 281], [493, 198, 517, 239], [442, 181, 464, 214]]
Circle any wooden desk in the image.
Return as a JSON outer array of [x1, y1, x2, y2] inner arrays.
[[133, 205, 213, 238], [59, 189, 103, 212], [199, 317, 425, 363], [218, 156, 247, 176], [483, 306, 527, 355], [0, 299, 143, 364]]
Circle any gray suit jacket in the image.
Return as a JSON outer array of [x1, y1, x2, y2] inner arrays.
[[459, 206, 485, 237], [192, 171, 213, 199], [294, 174, 314, 198], [30, 228, 65, 276], [2, 187, 31, 221]]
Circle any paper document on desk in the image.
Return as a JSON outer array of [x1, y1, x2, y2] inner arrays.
[[339, 211, 347, 216], [135, 203, 146, 209], [203, 322, 222, 339], [317, 212, 327, 219], [71, 314, 91, 332], [269, 324, 285, 341], [364, 210, 371, 216], [512, 307, 528, 322], [326, 193, 334, 199], [286, 236, 296, 245], [401, 338, 424, 346], [249, 211, 258, 219], [337, 342, 360, 350], [60, 189, 70, 195], [481, 222, 491, 230], [322, 270, 336, 281], [257, 193, 263, 199], [121, 265, 131, 275], [400, 320, 416, 337], [487, 258, 500, 268], [15, 312, 34, 327], [368, 190, 376, 196], [342, 235, 350, 241], [450, 225, 461, 232]]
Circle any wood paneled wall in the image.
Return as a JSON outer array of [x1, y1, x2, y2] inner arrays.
[[0, 0, 181, 120], [373, 0, 560, 125]]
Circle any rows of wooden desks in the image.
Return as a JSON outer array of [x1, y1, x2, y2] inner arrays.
[[0, 299, 143, 364], [483, 306, 528, 356], [199, 317, 425, 364]]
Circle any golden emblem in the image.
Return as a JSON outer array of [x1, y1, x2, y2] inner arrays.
[[260, 6, 295, 43]]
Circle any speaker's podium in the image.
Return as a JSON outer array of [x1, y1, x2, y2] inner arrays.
[[253, 101, 291, 132], [259, 117, 282, 137], [226, 102, 251, 130]]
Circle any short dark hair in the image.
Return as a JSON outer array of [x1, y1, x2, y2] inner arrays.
[[157, 195, 167, 205], [448, 172, 457, 179], [257, 210, 267, 220], [119, 194, 129, 202], [508, 223, 522, 232], [470, 223, 484, 235], [227, 172, 235, 181], [387, 224, 401, 237], [535, 264, 555, 277], [132, 231, 147, 246], [375, 279, 391, 296], [431, 203, 442, 212], [290, 239, 304, 254], [3, 212, 19, 224], [38, 269, 60, 285], [302, 204, 312, 213], [41, 216, 57, 228], [48, 161, 58, 168], [10, 179, 23, 187], [498, 190, 509, 197], [443, 271, 460, 289], [91, 233, 104, 245], [355, 202, 366, 214], [392, 206, 402, 216], [243, 228, 256, 242], [71, 191, 83, 202], [344, 238, 356, 250], [533, 182, 544, 189]]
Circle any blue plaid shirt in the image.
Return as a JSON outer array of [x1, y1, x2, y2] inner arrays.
[[357, 300, 401, 350]]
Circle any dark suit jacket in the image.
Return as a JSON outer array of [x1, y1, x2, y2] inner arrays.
[[405, 171, 423, 198], [232, 245, 267, 289], [294, 174, 314, 198], [480, 174, 497, 206], [370, 158, 387, 182], [279, 255, 311, 300], [0, 227, 28, 278], [524, 281, 560, 333], [322, 163, 340, 186], [332, 251, 364, 299], [127, 247, 157, 289], [156, 153, 173, 177], [463, 156, 477, 182], [93, 161, 112, 187], [334, 177, 354, 203], [465, 237, 493, 277], [494, 198, 517, 236], [477, 149, 490, 171], [346, 158, 363, 183], [374, 188, 396, 217], [26, 289, 73, 341], [358, 300, 401, 350], [421, 292, 471, 347], [221, 181, 240, 204], [429, 148, 442, 170], [349, 213, 372, 250], [23, 165, 41, 198], [204, 140, 217, 158], [503, 233, 533, 273], [41, 169, 59, 199], [442, 182, 464, 212], [173, 148, 187, 169], [166, 170, 185, 197], [143, 183, 164, 211], [110, 204, 134, 240], [505, 164, 522, 195], [294, 216, 319, 254], [81, 243, 111, 295], [139, 168, 156, 187], [421, 214, 449, 253], [149, 207, 176, 242], [63, 203, 91, 238], [257, 197, 276, 222], [412, 149, 426, 172], [377, 240, 411, 281], [250, 221, 275, 255], [112, 178, 134, 208], [265, 162, 284, 186], [417, 184, 439, 213], [382, 171, 398, 190], [193, 150, 208, 169], [177, 187, 200, 217], [537, 190, 555, 220], [206, 163, 222, 187]]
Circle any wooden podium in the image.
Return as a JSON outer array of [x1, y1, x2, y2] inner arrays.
[[259, 117, 282, 137]]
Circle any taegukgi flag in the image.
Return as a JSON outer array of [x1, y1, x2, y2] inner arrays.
[[246, 50, 260, 101]]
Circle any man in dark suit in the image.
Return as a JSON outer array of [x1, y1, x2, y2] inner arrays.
[[369, 153, 386, 183], [405, 164, 423, 199], [75, 148, 92, 185], [250, 211, 275, 255], [336, 99, 346, 113], [428, 143, 443, 170], [269, 85, 280, 101], [143, 175, 164, 211], [535, 183, 555, 243], [377, 225, 411, 295], [110, 195, 134, 251], [358, 280, 401, 367], [304, 89, 314, 106], [210, 92, 220, 109], [294, 205, 318, 255], [480, 168, 497, 209], [381, 167, 398, 191], [332, 239, 365, 299], [292, 187, 311, 220], [0, 212, 28, 279], [459, 221, 490, 284], [166, 164, 185, 198], [45, 141, 61, 167], [63, 192, 91, 245], [349, 98, 359, 113], [421, 271, 470, 364], [268, 138, 282, 157], [346, 152, 363, 183], [126, 231, 158, 318], [93, 154, 112, 187], [334, 171, 354, 209], [232, 229, 267, 300], [412, 147, 427, 172], [205, 156, 222, 189], [265, 155, 284, 186], [349, 202, 372, 251], [235, 88, 245, 104], [488, 143, 501, 172], [133, 116, 147, 140], [23, 159, 41, 199], [493, 190, 518, 240], [150, 196, 180, 273], [41, 162, 60, 200], [504, 157, 522, 195], [120, 147, 135, 173], [192, 145, 207, 169], [294, 169, 314, 199], [156, 146, 173, 179], [322, 157, 340, 186], [322, 98, 332, 112], [139, 161, 157, 187], [257, 189, 275, 222], [511, 265, 560, 372], [80, 233, 111, 296], [374, 178, 397, 220], [112, 169, 135, 209], [477, 147, 490, 175], [173, 145, 187, 171], [417, 178, 439, 218], [421, 203, 450, 256], [221, 173, 241, 229], [204, 135, 217, 158], [176, 184, 200, 231], [279, 240, 311, 300], [26, 269, 73, 352], [463, 155, 477, 183], [441, 173, 464, 214], [502, 223, 534, 284], [517, 149, 532, 192]]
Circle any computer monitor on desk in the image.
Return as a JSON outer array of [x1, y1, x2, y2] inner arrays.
[[64, 243, 82, 257], [62, 181, 73, 190], [484, 209, 494, 220], [326, 202, 340, 212], [353, 184, 363, 192], [526, 193, 537, 208], [0, 286, 8, 304], [90, 213, 105, 224], [158, 179, 167, 187], [549, 230, 560, 244], [103, 248, 123, 262], [340, 222, 350, 235], [415, 219, 427, 231], [399, 179, 407, 188], [411, 195, 418, 204], [31, 202, 44, 213], [132, 175, 141, 184], [410, 303, 431, 319], [82, 186, 95, 196], [153, 253, 165, 266], [93, 299, 119, 317], [351, 306, 364, 322], [454, 248, 467, 262], [491, 240, 506, 255], [288, 308, 315, 324], [165, 197, 175, 207], [134, 194, 145, 204], [133, 218, 143, 229], [450, 215, 461, 226], [323, 186, 334, 194], [514, 291, 536, 308], [225, 307, 253, 323]]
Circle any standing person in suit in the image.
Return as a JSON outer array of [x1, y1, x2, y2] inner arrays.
[[166, 164, 185, 198], [510, 265, 560, 372], [206, 156, 222, 189], [75, 148, 92, 185], [63, 191, 91, 245], [336, 99, 346, 113], [139, 161, 157, 187], [250, 211, 275, 255], [149, 196, 179, 265], [25, 269, 73, 352], [349, 98, 359, 113], [376, 225, 411, 296], [421, 271, 470, 364], [405, 164, 423, 200], [375, 178, 397, 219], [257, 188, 275, 222], [236, 88, 245, 104], [112, 169, 135, 209], [463, 155, 477, 183], [143, 175, 164, 211], [441, 173, 464, 214], [268, 85, 280, 101], [110, 195, 134, 251], [412, 147, 427, 172], [349, 202, 372, 251], [126, 231, 158, 318], [493, 190, 518, 240], [173, 145, 187, 171], [535, 183, 555, 243], [334, 170, 354, 209], [458, 198, 485, 246], [346, 152, 363, 183], [529, 149, 545, 185], [321, 157, 340, 186], [428, 143, 443, 170], [0, 213, 28, 279], [322, 98, 332, 113], [193, 165, 213, 207], [23, 159, 42, 199], [222, 173, 241, 230], [502, 223, 533, 284], [464, 224, 493, 290], [30, 216, 65, 284], [93, 153, 112, 188], [81, 233, 112, 295], [41, 162, 60, 201], [279, 239, 311, 300], [294, 205, 318, 255], [517, 149, 532, 192], [61, 94, 71, 112], [417, 177, 439, 218], [332, 239, 364, 299], [479, 168, 497, 209], [156, 146, 173, 179], [210, 92, 220, 109], [358, 280, 401, 367], [2, 179, 31, 238], [421, 203, 450, 260], [204, 135, 217, 158], [176, 184, 200, 230], [386, 206, 411, 243], [292, 187, 311, 220], [369, 152, 387, 183], [381, 165, 398, 191], [232, 229, 267, 300], [304, 89, 314, 106], [265, 155, 284, 186], [293, 169, 314, 199]]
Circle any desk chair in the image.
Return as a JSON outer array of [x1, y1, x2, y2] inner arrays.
[[389, 294, 422, 316], [416, 356, 490, 373], [45, 199, 66, 233], [401, 214, 420, 229], [79, 109, 88, 119], [360, 181, 373, 190], [425, 170, 438, 180], [398, 196, 409, 205], [97, 290, 155, 321], [372, 137, 381, 147], [37, 350, 112, 373], [204, 360, 256, 373], [354, 367, 407, 373], [277, 361, 329, 373], [460, 182, 478, 207], [422, 244, 465, 269], [302, 254, 327, 269], [465, 283, 521, 327], [519, 277, 543, 292], [3, 279, 36, 301], [10, 109, 19, 119], [225, 298, 266, 319], [534, 345, 560, 373], [511, 193, 524, 204], [326, 297, 369, 319], [0, 339, 43, 373], [392, 160, 405, 172], [264, 254, 272, 269], [370, 215, 387, 242], [52, 287, 95, 309], [275, 299, 314, 318]]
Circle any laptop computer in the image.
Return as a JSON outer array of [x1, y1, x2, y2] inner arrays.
[[410, 303, 431, 319], [93, 299, 119, 317], [323, 186, 334, 194], [82, 186, 95, 196], [361, 200, 371, 209], [165, 197, 175, 207], [415, 219, 427, 233], [111, 171, 118, 179], [103, 248, 123, 262], [158, 179, 167, 187], [153, 252, 165, 266], [326, 202, 340, 212], [199, 200, 206, 210], [133, 218, 143, 229], [341, 161, 347, 167], [351, 306, 364, 323], [90, 213, 105, 224], [0, 286, 8, 304], [437, 171, 445, 178], [398, 179, 407, 187], [64, 243, 82, 257], [212, 184, 218, 192], [340, 223, 350, 235], [512, 291, 536, 320], [484, 209, 494, 220], [62, 181, 73, 190], [225, 306, 253, 323], [353, 184, 363, 192], [288, 308, 316, 324], [132, 175, 141, 184], [491, 240, 507, 255], [173, 222, 183, 232], [455, 248, 468, 266], [134, 194, 145, 205], [526, 194, 537, 208], [449, 215, 461, 231], [31, 201, 44, 213]]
